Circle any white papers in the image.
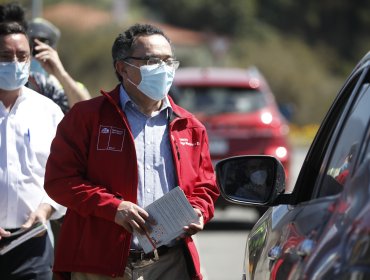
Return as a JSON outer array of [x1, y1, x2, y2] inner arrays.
[[0, 222, 47, 255], [134, 187, 198, 253]]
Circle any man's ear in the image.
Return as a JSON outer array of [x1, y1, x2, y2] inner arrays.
[[115, 60, 128, 80]]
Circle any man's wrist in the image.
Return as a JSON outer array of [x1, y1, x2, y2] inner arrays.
[[37, 203, 55, 220]]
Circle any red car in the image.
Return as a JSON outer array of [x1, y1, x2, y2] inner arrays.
[[172, 67, 291, 170], [171, 67, 291, 212]]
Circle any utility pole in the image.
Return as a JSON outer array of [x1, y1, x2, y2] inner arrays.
[[113, 0, 129, 25], [31, 0, 43, 19]]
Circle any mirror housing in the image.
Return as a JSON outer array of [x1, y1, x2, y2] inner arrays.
[[216, 155, 286, 206]]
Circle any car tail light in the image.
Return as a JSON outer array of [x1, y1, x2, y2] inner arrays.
[[276, 146, 288, 159], [266, 146, 288, 161], [248, 78, 260, 88], [261, 112, 273, 124]]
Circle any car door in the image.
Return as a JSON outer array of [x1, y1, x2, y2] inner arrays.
[[298, 66, 370, 279], [248, 55, 370, 280]]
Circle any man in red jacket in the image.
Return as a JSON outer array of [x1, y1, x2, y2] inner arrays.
[[44, 23, 219, 280]]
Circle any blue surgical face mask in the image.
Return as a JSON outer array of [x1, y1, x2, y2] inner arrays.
[[30, 58, 47, 77], [250, 170, 268, 186], [0, 61, 30, 91], [125, 62, 175, 101]]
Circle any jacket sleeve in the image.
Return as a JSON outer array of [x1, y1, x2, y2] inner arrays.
[[44, 104, 122, 222], [183, 128, 220, 224]]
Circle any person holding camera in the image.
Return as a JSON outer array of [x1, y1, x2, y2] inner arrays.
[[27, 18, 91, 113], [0, 3, 90, 113]]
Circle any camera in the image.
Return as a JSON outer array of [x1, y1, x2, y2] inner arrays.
[[31, 37, 51, 57]]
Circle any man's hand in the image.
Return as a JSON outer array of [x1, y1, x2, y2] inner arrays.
[[21, 203, 54, 230], [179, 208, 204, 239], [0, 227, 11, 240], [33, 38, 65, 77], [32, 38, 91, 106], [114, 201, 153, 235]]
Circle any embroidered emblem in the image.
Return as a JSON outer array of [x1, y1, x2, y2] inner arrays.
[[97, 125, 125, 152], [101, 127, 110, 134], [179, 138, 200, 147]]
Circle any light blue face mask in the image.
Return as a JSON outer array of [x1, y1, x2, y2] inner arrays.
[[0, 61, 30, 91], [250, 170, 268, 186], [125, 62, 175, 101], [30, 58, 47, 77]]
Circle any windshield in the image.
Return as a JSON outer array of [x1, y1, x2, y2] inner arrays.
[[172, 87, 267, 115]]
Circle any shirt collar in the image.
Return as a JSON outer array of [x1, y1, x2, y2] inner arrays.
[[119, 84, 173, 116]]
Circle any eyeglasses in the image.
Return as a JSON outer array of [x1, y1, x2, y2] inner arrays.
[[125, 56, 180, 70]]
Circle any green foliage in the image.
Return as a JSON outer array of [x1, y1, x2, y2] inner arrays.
[[57, 24, 122, 97], [43, 0, 112, 10], [139, 0, 256, 36], [175, 45, 215, 68], [9, 0, 368, 124], [230, 26, 344, 124], [257, 0, 370, 62], [135, 0, 369, 124]]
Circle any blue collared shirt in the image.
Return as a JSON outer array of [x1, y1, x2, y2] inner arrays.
[[119, 85, 177, 249]]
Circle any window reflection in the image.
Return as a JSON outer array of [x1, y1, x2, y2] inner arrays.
[[321, 80, 370, 196]]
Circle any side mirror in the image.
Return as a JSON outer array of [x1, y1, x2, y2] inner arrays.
[[216, 155, 286, 206]]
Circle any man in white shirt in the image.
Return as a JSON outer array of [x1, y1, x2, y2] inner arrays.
[[0, 21, 65, 279]]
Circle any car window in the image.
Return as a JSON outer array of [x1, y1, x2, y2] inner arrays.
[[363, 133, 370, 161], [174, 87, 267, 115], [318, 71, 370, 197]]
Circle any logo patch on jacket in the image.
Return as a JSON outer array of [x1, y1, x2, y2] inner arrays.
[[179, 138, 200, 146], [97, 125, 125, 152]]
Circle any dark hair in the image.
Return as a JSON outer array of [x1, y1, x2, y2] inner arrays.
[[0, 21, 27, 37], [0, 2, 27, 28], [112, 23, 172, 82]]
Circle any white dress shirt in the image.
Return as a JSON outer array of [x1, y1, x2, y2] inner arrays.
[[0, 86, 66, 229]]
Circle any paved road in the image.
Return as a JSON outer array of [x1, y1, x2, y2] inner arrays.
[[197, 229, 248, 280], [196, 146, 309, 280], [196, 206, 257, 280]]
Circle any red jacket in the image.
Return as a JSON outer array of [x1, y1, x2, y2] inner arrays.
[[44, 85, 219, 279]]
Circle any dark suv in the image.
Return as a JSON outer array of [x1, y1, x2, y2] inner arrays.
[[171, 67, 291, 214], [216, 51, 370, 279]]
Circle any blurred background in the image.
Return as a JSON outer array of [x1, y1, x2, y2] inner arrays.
[[11, 0, 370, 130], [9, 0, 370, 278]]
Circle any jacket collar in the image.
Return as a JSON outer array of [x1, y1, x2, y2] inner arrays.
[[100, 84, 191, 122], [100, 84, 121, 106]]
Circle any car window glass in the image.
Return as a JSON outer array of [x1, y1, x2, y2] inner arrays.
[[364, 131, 370, 158], [318, 74, 370, 197], [358, 119, 370, 165], [174, 87, 267, 115]]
